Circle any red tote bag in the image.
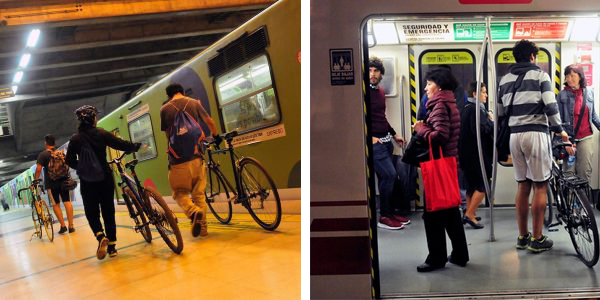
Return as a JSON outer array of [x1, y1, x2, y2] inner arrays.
[[421, 136, 462, 212]]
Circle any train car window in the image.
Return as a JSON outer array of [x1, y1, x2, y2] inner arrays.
[[127, 114, 158, 161], [214, 54, 281, 134], [495, 48, 551, 86], [418, 50, 476, 102], [379, 57, 397, 97]]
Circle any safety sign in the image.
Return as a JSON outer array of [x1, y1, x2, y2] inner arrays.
[[330, 49, 354, 85]]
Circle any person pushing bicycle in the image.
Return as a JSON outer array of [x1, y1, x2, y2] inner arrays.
[[66, 105, 141, 260], [160, 83, 220, 238]]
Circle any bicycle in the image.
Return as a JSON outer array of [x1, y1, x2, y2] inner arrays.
[[544, 140, 599, 267], [18, 179, 54, 242], [204, 131, 282, 230], [109, 152, 183, 254]]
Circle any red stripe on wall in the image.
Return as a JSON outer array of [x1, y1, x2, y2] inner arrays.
[[311, 218, 369, 232], [311, 236, 371, 275], [311, 201, 368, 207]]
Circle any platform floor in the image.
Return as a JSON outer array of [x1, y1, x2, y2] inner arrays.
[[0, 206, 300, 299], [379, 207, 600, 298]]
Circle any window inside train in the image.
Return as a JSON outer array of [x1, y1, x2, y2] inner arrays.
[[495, 48, 551, 86], [127, 114, 158, 161], [418, 50, 476, 102], [215, 54, 281, 134], [380, 57, 397, 97]]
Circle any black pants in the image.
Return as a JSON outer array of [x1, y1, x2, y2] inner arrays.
[[80, 178, 117, 242], [423, 206, 469, 266]]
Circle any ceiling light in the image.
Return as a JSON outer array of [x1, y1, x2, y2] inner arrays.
[[13, 71, 23, 83], [19, 53, 31, 68], [26, 29, 40, 48]]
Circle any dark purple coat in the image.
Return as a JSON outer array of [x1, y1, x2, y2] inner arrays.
[[415, 90, 461, 159]]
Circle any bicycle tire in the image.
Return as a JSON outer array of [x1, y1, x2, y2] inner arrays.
[[239, 157, 282, 231], [567, 187, 600, 267], [205, 167, 233, 224], [144, 186, 183, 254], [545, 179, 556, 227], [123, 187, 152, 243], [39, 200, 54, 242], [31, 206, 41, 239]]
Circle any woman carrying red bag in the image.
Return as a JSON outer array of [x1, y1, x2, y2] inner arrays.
[[413, 67, 469, 272]]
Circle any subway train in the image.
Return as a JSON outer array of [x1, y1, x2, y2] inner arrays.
[[1, 0, 300, 214], [311, 0, 600, 299]]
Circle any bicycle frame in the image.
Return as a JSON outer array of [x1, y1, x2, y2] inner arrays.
[[206, 139, 245, 202], [111, 153, 151, 224]]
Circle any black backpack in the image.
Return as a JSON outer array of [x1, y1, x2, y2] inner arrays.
[[76, 133, 105, 182]]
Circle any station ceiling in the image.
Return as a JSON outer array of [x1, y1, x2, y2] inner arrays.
[[0, 0, 274, 187]]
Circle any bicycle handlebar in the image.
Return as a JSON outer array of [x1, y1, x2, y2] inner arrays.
[[109, 151, 132, 165]]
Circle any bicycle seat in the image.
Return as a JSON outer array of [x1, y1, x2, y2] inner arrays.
[[224, 131, 238, 140], [552, 140, 572, 149], [125, 159, 138, 169]]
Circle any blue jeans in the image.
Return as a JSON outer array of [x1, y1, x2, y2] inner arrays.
[[373, 141, 396, 217]]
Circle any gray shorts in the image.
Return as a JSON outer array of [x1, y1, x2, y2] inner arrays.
[[510, 132, 552, 182]]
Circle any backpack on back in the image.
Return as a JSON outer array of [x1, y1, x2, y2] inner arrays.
[[76, 134, 105, 182], [47, 149, 70, 181], [167, 99, 205, 162]]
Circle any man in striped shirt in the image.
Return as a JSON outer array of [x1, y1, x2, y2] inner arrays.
[[497, 40, 569, 253]]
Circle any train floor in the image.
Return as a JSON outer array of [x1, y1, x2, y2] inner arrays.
[[0, 206, 300, 299], [379, 207, 600, 298]]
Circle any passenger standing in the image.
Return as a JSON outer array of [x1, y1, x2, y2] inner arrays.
[[417, 64, 468, 212], [413, 68, 469, 272], [459, 81, 493, 229], [497, 40, 569, 253], [368, 56, 410, 230], [556, 64, 600, 181], [160, 83, 219, 238], [65, 105, 141, 259], [34, 134, 75, 234]]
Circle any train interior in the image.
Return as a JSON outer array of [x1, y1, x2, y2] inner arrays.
[[366, 13, 600, 297]]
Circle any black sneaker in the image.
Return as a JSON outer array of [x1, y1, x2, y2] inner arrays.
[[58, 226, 68, 234], [191, 211, 203, 237], [96, 236, 109, 260], [516, 232, 532, 250], [68, 227, 75, 233], [528, 235, 554, 253], [107, 244, 117, 258]]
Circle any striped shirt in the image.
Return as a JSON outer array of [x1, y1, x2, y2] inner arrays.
[[497, 62, 563, 134]]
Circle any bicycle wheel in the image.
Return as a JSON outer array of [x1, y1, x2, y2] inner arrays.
[[39, 200, 54, 242], [239, 157, 282, 231], [205, 167, 233, 224], [143, 186, 183, 254], [31, 207, 41, 239], [123, 187, 152, 243], [545, 179, 556, 227], [566, 187, 600, 267]]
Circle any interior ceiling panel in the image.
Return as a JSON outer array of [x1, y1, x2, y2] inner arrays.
[[0, 0, 274, 186]]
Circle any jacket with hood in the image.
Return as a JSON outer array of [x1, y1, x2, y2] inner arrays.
[[497, 62, 563, 134], [415, 89, 460, 159]]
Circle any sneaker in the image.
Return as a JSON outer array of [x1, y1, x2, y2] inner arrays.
[[528, 235, 554, 253], [68, 227, 75, 233], [191, 211, 203, 237], [392, 214, 411, 225], [516, 232, 532, 250], [377, 216, 404, 230], [107, 243, 117, 258], [58, 226, 67, 234], [96, 236, 109, 260], [200, 220, 208, 237]]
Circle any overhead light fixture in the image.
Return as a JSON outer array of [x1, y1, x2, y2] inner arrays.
[[26, 29, 40, 48], [13, 71, 23, 83], [19, 53, 31, 68]]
